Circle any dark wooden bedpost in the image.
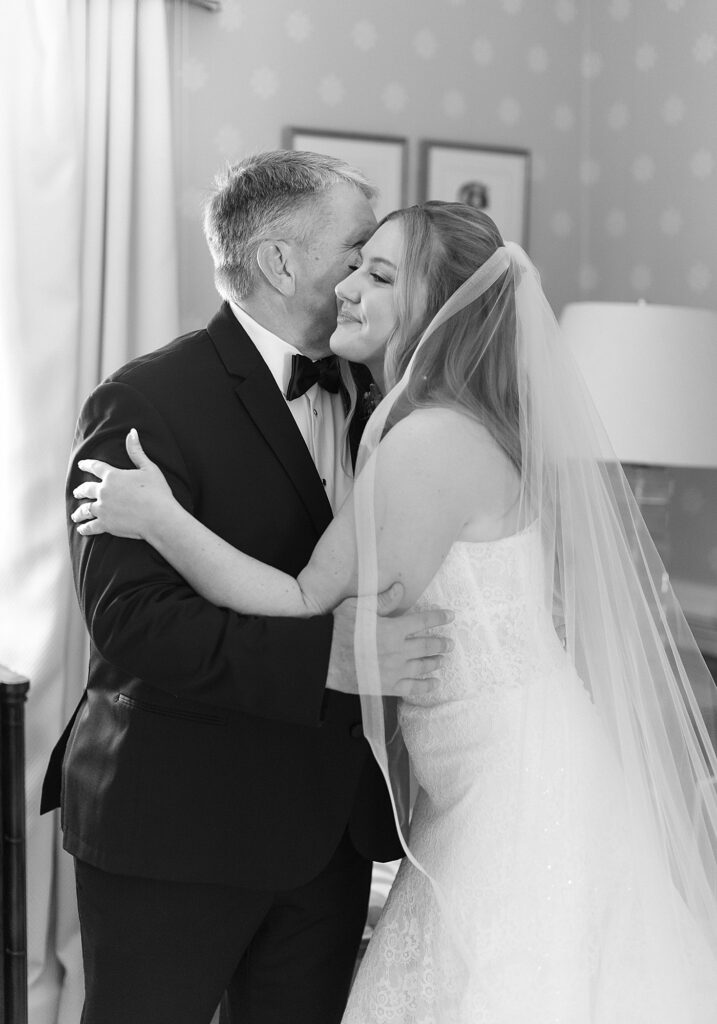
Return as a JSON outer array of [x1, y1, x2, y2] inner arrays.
[[0, 667, 30, 1024]]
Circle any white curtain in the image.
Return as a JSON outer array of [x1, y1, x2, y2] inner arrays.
[[0, 1, 179, 1020]]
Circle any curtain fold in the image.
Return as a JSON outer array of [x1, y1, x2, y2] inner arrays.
[[0, 2, 179, 1019]]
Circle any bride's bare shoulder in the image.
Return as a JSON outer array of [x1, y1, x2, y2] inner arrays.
[[379, 405, 502, 466]]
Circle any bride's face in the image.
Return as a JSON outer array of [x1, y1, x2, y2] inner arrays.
[[330, 219, 405, 387]]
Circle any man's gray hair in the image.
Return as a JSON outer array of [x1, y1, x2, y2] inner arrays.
[[203, 150, 377, 303]]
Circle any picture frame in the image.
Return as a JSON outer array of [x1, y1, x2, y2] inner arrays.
[[283, 127, 408, 222], [419, 140, 531, 248]]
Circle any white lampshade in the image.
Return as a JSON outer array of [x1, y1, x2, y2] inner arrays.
[[560, 302, 717, 468]]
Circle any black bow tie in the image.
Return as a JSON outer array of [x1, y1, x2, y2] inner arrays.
[[285, 354, 341, 401]]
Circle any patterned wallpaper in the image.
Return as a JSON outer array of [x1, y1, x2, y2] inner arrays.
[[585, 1, 716, 308], [170, 0, 717, 614]]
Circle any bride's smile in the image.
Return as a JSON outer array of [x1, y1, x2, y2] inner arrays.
[[330, 219, 406, 387]]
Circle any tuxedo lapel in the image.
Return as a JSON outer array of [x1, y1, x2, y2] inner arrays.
[[236, 376, 334, 536], [207, 303, 333, 537]]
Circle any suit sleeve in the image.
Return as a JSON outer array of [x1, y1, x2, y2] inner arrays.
[[68, 379, 334, 727]]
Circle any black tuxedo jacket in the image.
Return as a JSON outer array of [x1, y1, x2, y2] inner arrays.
[[41, 303, 401, 887]]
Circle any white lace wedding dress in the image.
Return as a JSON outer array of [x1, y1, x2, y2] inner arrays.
[[343, 525, 717, 1023]]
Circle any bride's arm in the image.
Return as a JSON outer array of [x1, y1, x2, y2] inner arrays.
[[74, 409, 500, 619], [137, 400, 488, 618], [72, 430, 346, 618], [147, 501, 329, 617], [298, 406, 495, 613], [135, 404, 491, 617]]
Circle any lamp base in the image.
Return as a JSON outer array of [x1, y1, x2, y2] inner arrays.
[[624, 464, 675, 594]]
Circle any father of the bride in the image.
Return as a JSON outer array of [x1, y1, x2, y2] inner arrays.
[[41, 151, 451, 1024]]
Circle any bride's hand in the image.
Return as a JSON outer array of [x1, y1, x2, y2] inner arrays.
[[71, 429, 174, 540]]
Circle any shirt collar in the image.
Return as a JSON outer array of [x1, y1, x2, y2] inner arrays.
[[230, 301, 301, 395]]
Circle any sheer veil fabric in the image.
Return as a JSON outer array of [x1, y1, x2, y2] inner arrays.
[[351, 242, 717, 1016]]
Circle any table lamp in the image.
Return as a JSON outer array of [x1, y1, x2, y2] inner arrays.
[[560, 301, 717, 572]]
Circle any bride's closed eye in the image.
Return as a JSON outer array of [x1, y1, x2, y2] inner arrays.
[[346, 260, 391, 285]]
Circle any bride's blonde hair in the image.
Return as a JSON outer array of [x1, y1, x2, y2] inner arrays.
[[380, 202, 521, 472]]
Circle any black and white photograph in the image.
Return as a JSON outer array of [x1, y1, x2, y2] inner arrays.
[[2, 2, 717, 1023], [284, 128, 407, 222], [420, 140, 531, 248]]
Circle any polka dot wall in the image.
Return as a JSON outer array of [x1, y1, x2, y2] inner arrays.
[[585, 1, 716, 309], [172, 0, 717, 606], [173, 0, 586, 321]]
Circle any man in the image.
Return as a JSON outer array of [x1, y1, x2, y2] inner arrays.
[[41, 151, 451, 1024]]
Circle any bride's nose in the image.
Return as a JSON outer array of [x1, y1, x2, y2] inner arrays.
[[335, 271, 360, 304]]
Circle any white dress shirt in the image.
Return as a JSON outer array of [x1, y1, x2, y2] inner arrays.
[[230, 302, 353, 513]]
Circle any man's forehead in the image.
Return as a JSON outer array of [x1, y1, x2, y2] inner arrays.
[[343, 210, 377, 250], [345, 221, 375, 249], [327, 182, 376, 222], [314, 192, 376, 250]]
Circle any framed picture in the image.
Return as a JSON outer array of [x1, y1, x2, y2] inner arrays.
[[419, 141, 530, 248], [283, 127, 408, 221]]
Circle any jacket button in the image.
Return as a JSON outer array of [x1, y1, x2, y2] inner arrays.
[[349, 722, 364, 740]]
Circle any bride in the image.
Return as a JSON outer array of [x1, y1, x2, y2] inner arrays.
[[72, 202, 717, 1021]]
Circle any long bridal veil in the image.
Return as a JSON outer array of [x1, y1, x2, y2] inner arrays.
[[352, 232, 717, 1010]]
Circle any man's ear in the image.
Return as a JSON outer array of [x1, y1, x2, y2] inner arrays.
[[256, 239, 296, 297]]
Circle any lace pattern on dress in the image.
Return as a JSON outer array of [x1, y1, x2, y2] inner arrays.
[[344, 533, 717, 1023]]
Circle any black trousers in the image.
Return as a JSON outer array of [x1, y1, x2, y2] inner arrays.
[[75, 832, 372, 1024]]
